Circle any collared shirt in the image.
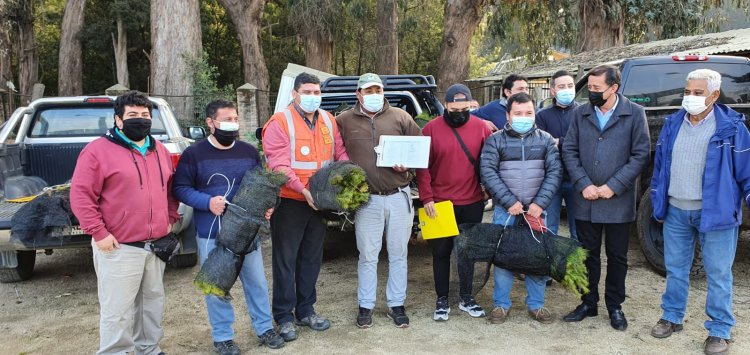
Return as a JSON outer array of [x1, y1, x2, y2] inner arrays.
[[683, 109, 715, 128], [594, 95, 619, 131], [114, 128, 150, 156], [293, 102, 318, 130]]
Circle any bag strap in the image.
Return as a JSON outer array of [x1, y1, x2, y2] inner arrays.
[[450, 126, 479, 173]]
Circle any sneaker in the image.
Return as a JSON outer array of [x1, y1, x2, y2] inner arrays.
[[433, 296, 450, 321], [357, 307, 373, 328], [278, 322, 297, 342], [459, 297, 486, 318], [213, 340, 241, 355], [258, 329, 285, 349], [295, 313, 331, 331], [489, 307, 509, 324], [528, 307, 553, 324], [387, 306, 410, 328], [704, 336, 730, 355]]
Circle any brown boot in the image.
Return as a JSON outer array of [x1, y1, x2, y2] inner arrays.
[[489, 307, 509, 324], [650, 319, 683, 338], [528, 307, 553, 324], [704, 336, 730, 355]]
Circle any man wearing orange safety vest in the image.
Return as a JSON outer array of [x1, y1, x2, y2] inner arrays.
[[262, 72, 349, 342]]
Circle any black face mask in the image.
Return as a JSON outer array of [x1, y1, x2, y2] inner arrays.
[[121, 118, 152, 141], [588, 90, 609, 108], [213, 127, 239, 147], [444, 110, 471, 128]]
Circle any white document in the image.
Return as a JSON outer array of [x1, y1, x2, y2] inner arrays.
[[374, 135, 431, 169]]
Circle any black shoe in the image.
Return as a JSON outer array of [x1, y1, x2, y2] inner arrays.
[[278, 322, 298, 342], [609, 309, 628, 331], [546, 278, 553, 287], [387, 306, 410, 328], [213, 340, 241, 355], [563, 303, 598, 322], [258, 329, 285, 349], [357, 307, 373, 328]]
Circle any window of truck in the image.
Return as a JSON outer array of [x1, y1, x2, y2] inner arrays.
[[28, 106, 168, 138]]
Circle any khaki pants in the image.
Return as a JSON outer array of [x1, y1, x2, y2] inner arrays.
[[92, 240, 166, 355]]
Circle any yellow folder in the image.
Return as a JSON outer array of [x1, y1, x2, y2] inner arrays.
[[418, 201, 459, 239]]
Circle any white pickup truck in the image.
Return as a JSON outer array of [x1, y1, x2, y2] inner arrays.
[[0, 96, 206, 282]]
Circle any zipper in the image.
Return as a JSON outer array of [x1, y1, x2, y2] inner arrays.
[[520, 136, 527, 202], [142, 152, 153, 239], [370, 116, 381, 185]]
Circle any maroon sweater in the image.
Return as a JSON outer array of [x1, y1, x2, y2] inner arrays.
[[416, 115, 492, 205]]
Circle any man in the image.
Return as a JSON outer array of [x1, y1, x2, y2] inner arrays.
[[649, 69, 750, 355], [336, 73, 422, 328], [70, 91, 179, 355], [469, 99, 480, 112], [480, 92, 562, 325], [536, 70, 579, 239], [416, 84, 492, 321], [561, 65, 650, 331], [262, 73, 348, 341], [473, 74, 530, 131], [173, 100, 284, 354]]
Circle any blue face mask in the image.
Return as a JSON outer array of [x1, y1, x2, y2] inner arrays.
[[510, 116, 534, 134], [362, 94, 385, 112], [299, 94, 322, 113], [555, 88, 575, 106]]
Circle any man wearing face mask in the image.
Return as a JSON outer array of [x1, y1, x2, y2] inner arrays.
[[70, 91, 179, 355], [561, 64, 650, 331], [173, 100, 285, 354], [262, 73, 349, 341], [336, 73, 422, 329], [416, 84, 492, 321], [480, 92, 562, 325], [536, 70, 579, 239], [648, 69, 750, 354], [473, 74, 531, 131]]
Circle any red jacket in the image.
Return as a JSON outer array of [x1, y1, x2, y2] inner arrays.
[[70, 131, 180, 243], [416, 115, 492, 205]]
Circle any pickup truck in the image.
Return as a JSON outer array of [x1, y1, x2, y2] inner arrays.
[[572, 55, 750, 275], [0, 96, 206, 282]]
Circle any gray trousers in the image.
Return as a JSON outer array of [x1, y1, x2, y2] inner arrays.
[[355, 186, 413, 309], [92, 240, 166, 355]]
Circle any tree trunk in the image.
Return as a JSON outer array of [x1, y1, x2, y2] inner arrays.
[[376, 0, 398, 74], [58, 0, 86, 96], [217, 0, 271, 121], [112, 16, 129, 88], [0, 26, 10, 91], [304, 31, 333, 73], [436, 0, 488, 95], [575, 0, 624, 53], [150, 0, 202, 124], [16, 0, 38, 100]]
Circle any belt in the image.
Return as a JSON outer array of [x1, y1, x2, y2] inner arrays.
[[123, 239, 157, 248], [372, 185, 408, 196]]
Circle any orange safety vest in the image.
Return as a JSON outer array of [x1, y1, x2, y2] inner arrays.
[[264, 106, 336, 201]]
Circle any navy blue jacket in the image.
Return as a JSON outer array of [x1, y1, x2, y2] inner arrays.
[[473, 99, 508, 129], [536, 100, 579, 179], [650, 104, 750, 232]]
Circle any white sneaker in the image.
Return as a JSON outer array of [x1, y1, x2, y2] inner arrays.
[[459, 298, 486, 318], [433, 296, 450, 321]]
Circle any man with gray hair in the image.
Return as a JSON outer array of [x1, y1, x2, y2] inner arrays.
[[649, 68, 750, 355]]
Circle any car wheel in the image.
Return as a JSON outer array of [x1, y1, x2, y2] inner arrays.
[[0, 250, 36, 283]]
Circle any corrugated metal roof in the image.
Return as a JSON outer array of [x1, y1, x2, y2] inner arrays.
[[469, 27, 750, 82]]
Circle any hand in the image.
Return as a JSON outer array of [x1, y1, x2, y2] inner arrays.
[[424, 201, 437, 219], [553, 138, 560, 145], [264, 208, 274, 220], [392, 164, 408, 173], [582, 185, 599, 201], [508, 201, 524, 216], [167, 223, 172, 235], [96, 234, 119, 252], [484, 120, 498, 131], [597, 184, 615, 199], [527, 203, 543, 218], [302, 188, 318, 210], [209, 196, 226, 216]]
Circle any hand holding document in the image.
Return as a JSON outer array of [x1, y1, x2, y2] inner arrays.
[[374, 135, 431, 169]]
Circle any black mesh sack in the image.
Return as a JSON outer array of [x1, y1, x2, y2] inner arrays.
[[308, 161, 369, 211], [10, 186, 78, 248], [193, 246, 245, 300]]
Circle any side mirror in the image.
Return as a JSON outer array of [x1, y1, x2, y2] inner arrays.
[[186, 126, 206, 140]]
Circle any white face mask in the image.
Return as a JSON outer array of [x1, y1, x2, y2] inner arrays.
[[215, 121, 239, 131], [362, 94, 385, 113], [682, 95, 709, 115]]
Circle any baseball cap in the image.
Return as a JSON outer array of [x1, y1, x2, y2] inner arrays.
[[445, 84, 473, 103], [358, 73, 384, 89]]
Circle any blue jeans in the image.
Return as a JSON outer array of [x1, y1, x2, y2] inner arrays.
[[491, 206, 547, 310], [545, 180, 577, 239], [197, 235, 274, 342], [660, 205, 738, 339]]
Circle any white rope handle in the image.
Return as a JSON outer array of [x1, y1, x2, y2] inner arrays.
[[205, 173, 236, 250]]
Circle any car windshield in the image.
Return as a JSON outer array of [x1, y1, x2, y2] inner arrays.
[[28, 105, 168, 138]]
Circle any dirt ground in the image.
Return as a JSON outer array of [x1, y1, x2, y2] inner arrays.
[[2, 213, 750, 355]]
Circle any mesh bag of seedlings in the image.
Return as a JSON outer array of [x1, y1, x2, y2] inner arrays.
[[10, 184, 78, 248], [194, 169, 287, 299], [308, 161, 370, 212]]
